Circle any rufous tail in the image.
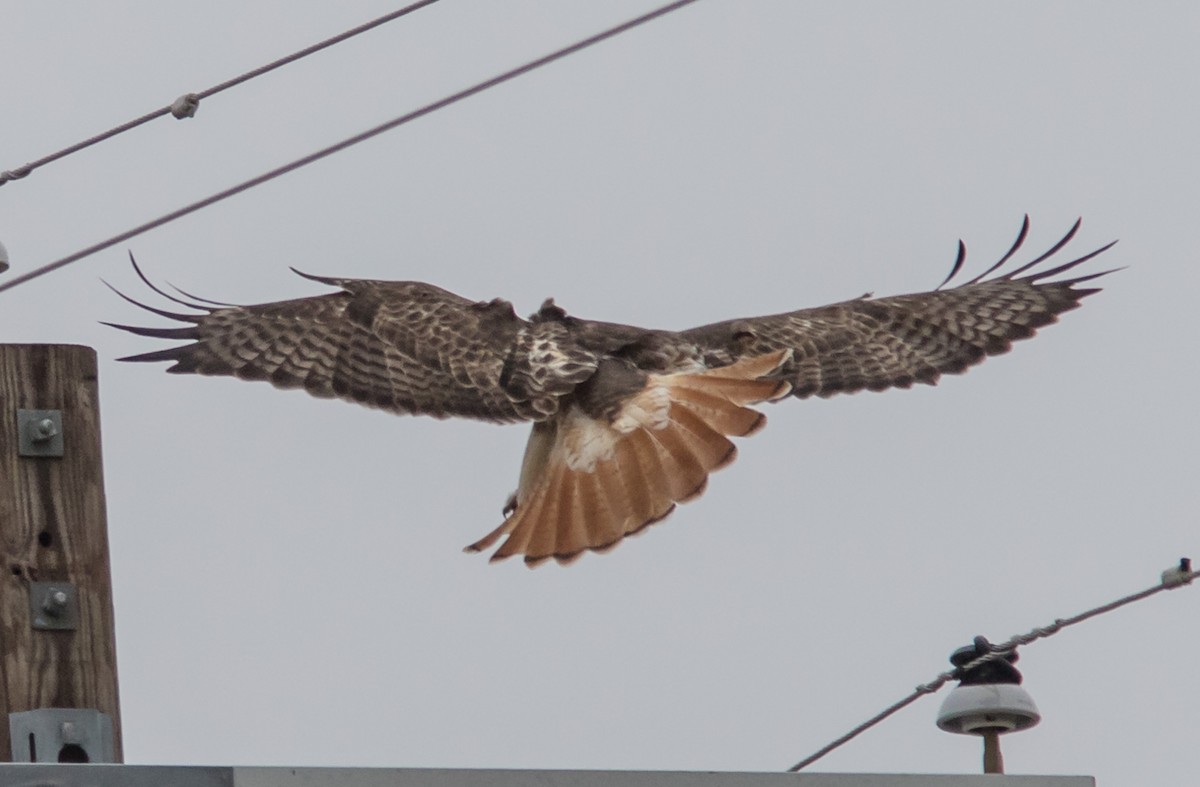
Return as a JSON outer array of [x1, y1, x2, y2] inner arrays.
[[464, 349, 792, 566]]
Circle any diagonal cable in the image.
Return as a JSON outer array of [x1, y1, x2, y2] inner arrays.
[[0, 0, 702, 296], [786, 558, 1197, 772], [0, 0, 440, 187]]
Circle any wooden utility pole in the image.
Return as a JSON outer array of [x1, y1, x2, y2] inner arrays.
[[0, 345, 122, 761]]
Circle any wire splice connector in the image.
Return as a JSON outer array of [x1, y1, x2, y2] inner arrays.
[[170, 94, 200, 120], [1161, 557, 1193, 588]]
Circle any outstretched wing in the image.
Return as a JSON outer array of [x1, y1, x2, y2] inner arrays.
[[105, 264, 563, 423], [682, 217, 1116, 398]]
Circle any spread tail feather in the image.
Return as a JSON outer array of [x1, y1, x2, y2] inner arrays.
[[465, 350, 792, 566]]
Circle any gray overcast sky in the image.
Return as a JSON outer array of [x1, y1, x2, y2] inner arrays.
[[2, 1, 1197, 783]]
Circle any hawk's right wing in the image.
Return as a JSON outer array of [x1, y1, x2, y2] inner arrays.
[[106, 265, 598, 423]]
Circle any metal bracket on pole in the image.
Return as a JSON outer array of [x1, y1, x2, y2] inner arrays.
[[8, 708, 115, 763], [29, 582, 79, 631], [17, 409, 64, 457]]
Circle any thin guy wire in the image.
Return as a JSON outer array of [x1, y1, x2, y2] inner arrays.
[[0, 0, 440, 187], [786, 561, 1198, 772], [0, 0, 702, 296]]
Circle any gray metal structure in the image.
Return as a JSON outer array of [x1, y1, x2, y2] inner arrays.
[[16, 408, 63, 458], [7, 709, 114, 763], [0, 767, 1093, 787]]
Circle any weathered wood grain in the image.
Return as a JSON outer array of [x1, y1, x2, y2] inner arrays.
[[0, 345, 122, 761]]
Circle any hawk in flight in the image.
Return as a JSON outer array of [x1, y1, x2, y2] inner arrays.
[[108, 218, 1113, 566]]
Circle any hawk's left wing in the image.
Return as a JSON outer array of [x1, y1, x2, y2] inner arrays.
[[681, 218, 1116, 398]]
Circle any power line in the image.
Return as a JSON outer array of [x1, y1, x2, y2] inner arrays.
[[0, 0, 440, 188], [786, 558, 1197, 772], [0, 0, 702, 296]]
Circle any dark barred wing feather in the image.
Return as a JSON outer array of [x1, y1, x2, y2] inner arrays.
[[106, 267, 540, 423], [683, 218, 1115, 398]]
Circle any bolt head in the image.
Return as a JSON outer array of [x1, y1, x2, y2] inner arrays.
[[41, 589, 70, 617]]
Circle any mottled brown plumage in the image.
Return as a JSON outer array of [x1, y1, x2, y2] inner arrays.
[[107, 218, 1114, 566]]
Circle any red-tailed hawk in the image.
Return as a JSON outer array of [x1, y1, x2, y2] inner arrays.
[[107, 218, 1113, 566]]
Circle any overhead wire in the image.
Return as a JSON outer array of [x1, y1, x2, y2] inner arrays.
[[0, 0, 703, 296], [786, 558, 1197, 772], [0, 0, 441, 187]]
